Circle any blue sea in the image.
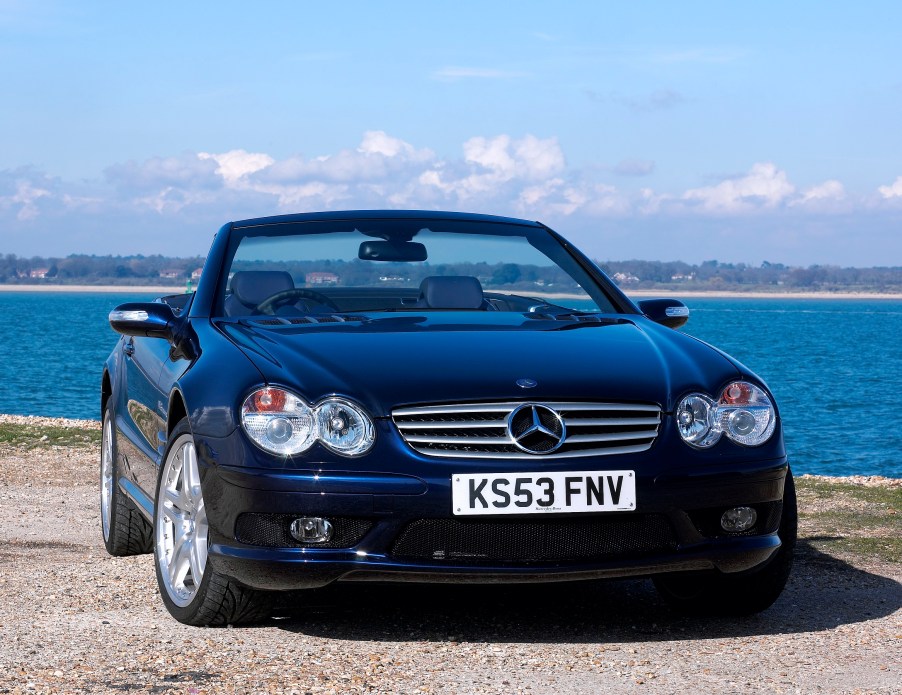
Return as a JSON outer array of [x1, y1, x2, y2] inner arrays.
[[0, 291, 899, 478]]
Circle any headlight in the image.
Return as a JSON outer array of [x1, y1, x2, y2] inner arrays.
[[676, 381, 776, 448], [241, 388, 375, 457], [242, 388, 317, 455], [316, 398, 375, 456], [676, 394, 719, 447]]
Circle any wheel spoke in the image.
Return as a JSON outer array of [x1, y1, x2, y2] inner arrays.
[[183, 443, 201, 511], [164, 486, 182, 509], [169, 528, 192, 587], [188, 537, 204, 587], [162, 500, 187, 525]]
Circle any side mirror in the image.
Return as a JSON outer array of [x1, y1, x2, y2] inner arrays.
[[637, 298, 690, 329], [109, 302, 177, 340]]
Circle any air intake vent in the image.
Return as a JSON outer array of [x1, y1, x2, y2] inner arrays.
[[392, 401, 661, 459], [244, 315, 367, 326], [391, 515, 676, 563]]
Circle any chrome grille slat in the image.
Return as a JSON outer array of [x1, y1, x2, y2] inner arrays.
[[410, 442, 655, 459], [396, 420, 508, 430], [393, 401, 661, 459], [565, 417, 661, 427], [404, 435, 513, 445], [394, 403, 519, 416], [565, 430, 659, 443]]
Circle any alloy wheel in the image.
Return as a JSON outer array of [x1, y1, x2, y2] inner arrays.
[[155, 434, 208, 608], [100, 414, 114, 542]]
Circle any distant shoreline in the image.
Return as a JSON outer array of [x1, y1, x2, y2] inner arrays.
[[1, 283, 900, 300], [0, 284, 186, 294], [626, 289, 902, 300]]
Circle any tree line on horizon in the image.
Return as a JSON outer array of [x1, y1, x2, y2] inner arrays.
[[0, 252, 900, 293]]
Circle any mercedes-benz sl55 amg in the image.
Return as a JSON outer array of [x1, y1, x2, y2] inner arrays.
[[101, 210, 795, 625]]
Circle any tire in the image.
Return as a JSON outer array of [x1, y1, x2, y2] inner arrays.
[[100, 406, 153, 556], [153, 417, 271, 626], [654, 468, 797, 616]]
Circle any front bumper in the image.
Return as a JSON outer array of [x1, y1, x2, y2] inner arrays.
[[196, 428, 789, 592]]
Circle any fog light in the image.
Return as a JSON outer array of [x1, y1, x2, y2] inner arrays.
[[720, 506, 758, 533], [289, 517, 334, 543]]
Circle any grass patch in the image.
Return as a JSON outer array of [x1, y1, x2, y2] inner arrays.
[[0, 423, 101, 448], [796, 477, 901, 564]]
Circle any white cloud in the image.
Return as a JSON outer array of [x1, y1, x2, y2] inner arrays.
[[791, 180, 846, 207], [358, 130, 420, 158], [419, 134, 566, 202], [6, 134, 901, 266], [198, 149, 274, 184], [105, 154, 220, 192], [682, 163, 795, 212], [0, 169, 56, 221], [259, 132, 434, 187], [878, 176, 902, 199], [9, 181, 50, 220]]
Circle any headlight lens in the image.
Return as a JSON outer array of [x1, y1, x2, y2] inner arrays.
[[241, 388, 375, 457], [316, 398, 375, 456], [241, 388, 317, 455], [676, 394, 719, 447], [676, 381, 776, 448]]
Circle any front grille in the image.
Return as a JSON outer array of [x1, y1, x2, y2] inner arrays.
[[391, 515, 675, 564], [392, 401, 661, 459], [234, 514, 372, 548]]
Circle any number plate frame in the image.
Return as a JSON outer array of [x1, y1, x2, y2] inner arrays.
[[451, 470, 636, 516]]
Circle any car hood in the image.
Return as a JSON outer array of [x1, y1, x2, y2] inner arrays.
[[216, 313, 742, 417]]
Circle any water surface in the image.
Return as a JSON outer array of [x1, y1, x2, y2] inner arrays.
[[0, 292, 897, 477]]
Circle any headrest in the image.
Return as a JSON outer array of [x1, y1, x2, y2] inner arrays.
[[418, 276, 484, 309], [230, 271, 294, 306]]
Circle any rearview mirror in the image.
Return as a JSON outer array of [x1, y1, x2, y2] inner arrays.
[[358, 240, 427, 262]]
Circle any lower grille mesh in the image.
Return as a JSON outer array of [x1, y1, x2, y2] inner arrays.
[[235, 514, 372, 549], [391, 515, 676, 564]]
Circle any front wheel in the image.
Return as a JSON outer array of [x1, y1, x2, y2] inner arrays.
[[654, 468, 797, 616], [153, 418, 271, 625]]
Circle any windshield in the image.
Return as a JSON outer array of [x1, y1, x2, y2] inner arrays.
[[216, 219, 616, 317]]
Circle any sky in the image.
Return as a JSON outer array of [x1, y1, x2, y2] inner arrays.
[[1, 1, 901, 267]]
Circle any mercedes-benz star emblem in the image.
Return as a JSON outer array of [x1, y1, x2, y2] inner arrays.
[[507, 404, 566, 455], [515, 378, 538, 389]]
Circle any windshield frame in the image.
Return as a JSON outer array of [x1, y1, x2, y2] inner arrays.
[[193, 215, 639, 320]]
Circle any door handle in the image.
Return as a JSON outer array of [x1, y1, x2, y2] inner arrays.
[[123, 340, 135, 356]]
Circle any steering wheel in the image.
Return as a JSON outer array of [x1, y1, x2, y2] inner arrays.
[[257, 288, 341, 315]]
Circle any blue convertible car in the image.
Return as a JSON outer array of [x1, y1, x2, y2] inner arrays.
[[101, 210, 794, 625]]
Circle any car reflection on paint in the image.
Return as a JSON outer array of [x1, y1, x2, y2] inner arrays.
[[100, 210, 795, 625]]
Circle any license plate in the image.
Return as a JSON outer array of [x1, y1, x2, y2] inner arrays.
[[451, 470, 636, 516]]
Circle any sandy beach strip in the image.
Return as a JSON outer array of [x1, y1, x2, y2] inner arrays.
[[626, 289, 902, 299], [1, 283, 900, 300]]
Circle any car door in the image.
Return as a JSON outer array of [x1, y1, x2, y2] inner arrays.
[[119, 334, 172, 496]]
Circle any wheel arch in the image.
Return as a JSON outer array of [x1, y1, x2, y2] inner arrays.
[[168, 388, 189, 436], [101, 369, 112, 418]]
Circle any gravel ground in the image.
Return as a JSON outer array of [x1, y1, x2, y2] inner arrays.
[[0, 431, 899, 694]]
